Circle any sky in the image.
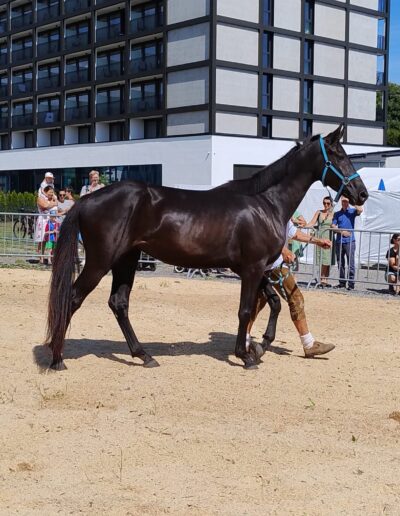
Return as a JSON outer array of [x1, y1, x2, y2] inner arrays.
[[389, 0, 400, 83]]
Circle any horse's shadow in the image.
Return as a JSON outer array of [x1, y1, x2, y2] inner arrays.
[[33, 332, 294, 369]]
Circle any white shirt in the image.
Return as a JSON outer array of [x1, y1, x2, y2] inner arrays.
[[267, 220, 297, 270]]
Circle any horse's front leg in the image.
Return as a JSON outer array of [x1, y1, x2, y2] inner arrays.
[[236, 267, 265, 369], [260, 281, 281, 354]]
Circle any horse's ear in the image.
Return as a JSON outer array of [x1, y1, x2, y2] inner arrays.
[[325, 124, 345, 145]]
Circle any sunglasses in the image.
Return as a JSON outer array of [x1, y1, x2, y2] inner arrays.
[[323, 202, 331, 205]]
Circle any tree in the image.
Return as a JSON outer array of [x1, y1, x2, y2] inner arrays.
[[387, 82, 400, 147]]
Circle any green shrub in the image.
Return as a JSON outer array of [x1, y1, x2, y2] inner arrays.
[[0, 191, 38, 213]]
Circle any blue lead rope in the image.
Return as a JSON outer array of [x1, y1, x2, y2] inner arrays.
[[319, 136, 359, 202]]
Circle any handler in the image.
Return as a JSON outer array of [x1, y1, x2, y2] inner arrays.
[[247, 220, 335, 358]]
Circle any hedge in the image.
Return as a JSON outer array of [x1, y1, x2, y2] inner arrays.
[[0, 191, 38, 213]]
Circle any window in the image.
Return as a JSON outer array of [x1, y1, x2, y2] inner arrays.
[[303, 80, 313, 114], [0, 42, 7, 65], [96, 49, 124, 79], [0, 103, 7, 130], [144, 118, 162, 139], [376, 55, 385, 85], [262, 33, 273, 68], [12, 35, 33, 61], [0, 74, 8, 96], [304, 40, 313, 75], [262, 74, 272, 110], [38, 96, 60, 124], [96, 86, 123, 117], [0, 133, 9, 150], [263, 0, 273, 26], [65, 20, 90, 50], [109, 122, 124, 142], [50, 128, 61, 146], [302, 119, 312, 138], [37, 27, 60, 56], [78, 125, 91, 143], [304, 0, 314, 34], [261, 115, 272, 138], [0, 10, 7, 34], [130, 2, 164, 32], [97, 11, 124, 41], [130, 80, 163, 111], [377, 19, 386, 50], [65, 56, 90, 84], [37, 62, 60, 89], [376, 91, 384, 122], [12, 68, 33, 95], [24, 131, 34, 148], [130, 40, 163, 73], [65, 92, 90, 120]]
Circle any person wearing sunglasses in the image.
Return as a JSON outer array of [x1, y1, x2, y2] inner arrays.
[[306, 196, 334, 288], [57, 188, 75, 216]]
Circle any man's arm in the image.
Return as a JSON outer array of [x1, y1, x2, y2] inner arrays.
[[293, 229, 332, 249], [355, 205, 363, 215]]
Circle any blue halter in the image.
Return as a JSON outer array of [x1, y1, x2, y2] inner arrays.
[[319, 136, 359, 202]]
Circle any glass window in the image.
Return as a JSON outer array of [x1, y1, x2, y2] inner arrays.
[[261, 115, 271, 138], [262, 33, 272, 68], [304, 40, 313, 75], [262, 74, 272, 110]]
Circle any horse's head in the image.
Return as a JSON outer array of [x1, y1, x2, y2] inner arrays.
[[320, 125, 369, 206]]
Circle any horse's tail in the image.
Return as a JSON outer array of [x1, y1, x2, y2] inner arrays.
[[45, 204, 80, 358]]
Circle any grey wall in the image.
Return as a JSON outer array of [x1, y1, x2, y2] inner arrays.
[[167, 67, 209, 109], [168, 23, 209, 67], [167, 111, 209, 136], [273, 35, 300, 72], [167, 0, 209, 25], [314, 43, 345, 79], [215, 112, 257, 136], [216, 68, 258, 107], [216, 0, 259, 23], [216, 24, 258, 66], [314, 3, 346, 41]]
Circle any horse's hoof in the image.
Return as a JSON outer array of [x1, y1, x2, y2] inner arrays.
[[50, 359, 67, 371], [261, 339, 271, 352], [244, 362, 258, 370], [250, 342, 265, 361], [143, 358, 160, 368]]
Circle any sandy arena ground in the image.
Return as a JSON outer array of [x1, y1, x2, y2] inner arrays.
[[0, 268, 399, 515]]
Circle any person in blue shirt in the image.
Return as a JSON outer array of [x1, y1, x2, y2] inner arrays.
[[331, 195, 363, 290]]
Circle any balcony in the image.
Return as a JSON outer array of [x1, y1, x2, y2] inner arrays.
[[0, 117, 8, 130], [130, 13, 163, 34], [65, 105, 90, 122], [37, 74, 60, 90], [12, 46, 33, 63], [37, 3, 60, 22], [0, 53, 7, 66], [130, 95, 162, 113], [12, 80, 33, 96], [11, 12, 33, 30], [96, 24, 123, 43], [64, 0, 90, 15], [129, 54, 163, 74], [12, 113, 33, 128], [37, 109, 60, 125], [65, 69, 90, 86], [65, 32, 90, 51], [96, 100, 123, 117], [37, 39, 60, 58], [96, 61, 123, 81], [0, 20, 7, 34], [0, 84, 7, 96]]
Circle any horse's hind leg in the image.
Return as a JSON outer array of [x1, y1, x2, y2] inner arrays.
[[108, 250, 159, 368], [259, 282, 281, 355]]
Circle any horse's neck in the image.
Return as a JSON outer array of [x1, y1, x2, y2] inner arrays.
[[261, 144, 322, 225]]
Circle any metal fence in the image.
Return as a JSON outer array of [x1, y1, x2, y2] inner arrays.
[[0, 212, 399, 294]]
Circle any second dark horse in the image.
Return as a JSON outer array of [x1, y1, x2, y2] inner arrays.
[[45, 126, 368, 370]]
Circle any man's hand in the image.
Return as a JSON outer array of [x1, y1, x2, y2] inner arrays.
[[282, 247, 296, 264], [316, 238, 332, 249]]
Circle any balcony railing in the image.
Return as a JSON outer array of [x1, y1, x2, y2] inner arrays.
[[96, 24, 124, 43], [130, 95, 162, 113], [64, 32, 90, 51], [0, 117, 8, 130], [130, 13, 163, 34], [0, 84, 7, 96], [37, 40, 60, 57], [96, 100, 123, 117], [12, 80, 33, 96], [64, 0, 90, 15], [96, 62, 123, 81], [37, 4, 60, 22], [12, 113, 33, 128], [37, 109, 60, 124], [65, 69, 90, 85], [12, 47, 33, 63], [129, 54, 163, 74], [65, 105, 90, 122], [37, 75, 60, 90], [11, 12, 33, 30]]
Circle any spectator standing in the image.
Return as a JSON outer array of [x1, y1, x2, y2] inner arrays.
[[43, 209, 60, 265], [38, 172, 55, 198], [331, 195, 363, 290], [57, 188, 75, 216], [306, 196, 334, 287], [289, 209, 307, 267], [34, 185, 58, 263], [80, 170, 105, 197], [386, 233, 400, 295]]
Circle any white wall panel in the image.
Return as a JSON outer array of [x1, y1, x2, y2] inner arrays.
[[314, 44, 345, 79], [348, 88, 377, 120], [274, 0, 301, 32], [315, 4, 346, 41], [350, 0, 379, 10], [216, 68, 258, 107], [216, 24, 258, 66], [349, 12, 378, 47], [216, 112, 257, 136], [347, 125, 383, 144], [167, 67, 209, 108], [272, 77, 300, 112], [168, 23, 209, 67], [216, 0, 258, 23], [167, 0, 209, 24], [167, 111, 209, 136], [273, 35, 300, 72], [348, 50, 377, 84], [313, 83, 344, 117], [272, 118, 299, 139]]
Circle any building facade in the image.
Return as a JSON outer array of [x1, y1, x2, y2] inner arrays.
[[0, 0, 390, 192]]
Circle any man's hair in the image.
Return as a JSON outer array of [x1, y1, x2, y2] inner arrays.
[[391, 233, 400, 245], [43, 185, 54, 193]]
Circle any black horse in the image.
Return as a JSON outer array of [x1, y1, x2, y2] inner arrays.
[[44, 126, 368, 370]]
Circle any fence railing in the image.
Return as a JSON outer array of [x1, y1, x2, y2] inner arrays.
[[0, 213, 399, 293]]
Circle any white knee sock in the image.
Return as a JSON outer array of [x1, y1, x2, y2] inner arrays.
[[300, 332, 314, 349], [246, 333, 251, 351]]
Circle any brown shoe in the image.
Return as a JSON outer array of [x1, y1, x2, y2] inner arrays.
[[304, 341, 335, 358]]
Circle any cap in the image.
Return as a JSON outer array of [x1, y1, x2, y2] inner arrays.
[[49, 209, 58, 216], [45, 172, 54, 178]]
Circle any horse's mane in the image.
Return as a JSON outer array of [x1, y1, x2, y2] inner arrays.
[[219, 134, 320, 195]]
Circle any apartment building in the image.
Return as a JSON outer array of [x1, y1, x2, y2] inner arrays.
[[0, 0, 390, 191]]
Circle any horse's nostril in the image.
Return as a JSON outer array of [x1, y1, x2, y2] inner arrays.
[[360, 190, 369, 201]]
